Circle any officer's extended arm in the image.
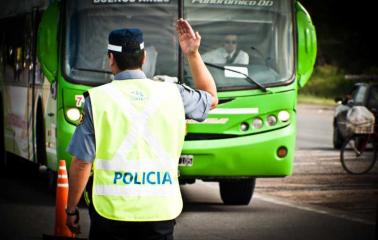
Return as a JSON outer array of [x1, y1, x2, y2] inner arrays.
[[176, 19, 218, 109], [66, 157, 92, 234]]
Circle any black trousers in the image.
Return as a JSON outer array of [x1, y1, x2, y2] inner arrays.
[[88, 204, 175, 240], [86, 179, 175, 240]]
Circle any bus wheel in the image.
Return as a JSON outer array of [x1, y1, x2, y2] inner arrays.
[[219, 178, 256, 205], [36, 100, 47, 167], [0, 97, 7, 171], [36, 101, 55, 190], [46, 168, 57, 192]]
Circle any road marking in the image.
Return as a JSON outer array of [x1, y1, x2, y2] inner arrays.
[[254, 193, 375, 225], [192, 181, 376, 226]]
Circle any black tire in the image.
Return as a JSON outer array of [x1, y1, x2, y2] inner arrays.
[[219, 178, 256, 205], [0, 96, 7, 171], [35, 101, 56, 190], [333, 127, 344, 149], [340, 134, 377, 175], [36, 100, 47, 167], [46, 168, 57, 192]]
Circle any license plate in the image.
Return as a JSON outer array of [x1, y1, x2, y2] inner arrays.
[[179, 155, 193, 167]]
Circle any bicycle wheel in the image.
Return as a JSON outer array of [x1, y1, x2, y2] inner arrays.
[[340, 134, 377, 174]]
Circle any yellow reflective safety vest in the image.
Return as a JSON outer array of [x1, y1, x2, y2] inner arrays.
[[88, 79, 186, 221]]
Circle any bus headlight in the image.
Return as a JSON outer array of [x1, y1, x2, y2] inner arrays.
[[278, 110, 290, 122], [266, 115, 277, 126], [252, 118, 263, 129], [240, 122, 249, 132], [66, 108, 82, 122]]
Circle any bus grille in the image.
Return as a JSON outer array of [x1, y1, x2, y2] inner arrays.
[[185, 133, 239, 141]]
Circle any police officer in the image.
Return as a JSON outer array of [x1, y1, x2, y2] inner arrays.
[[65, 19, 218, 240]]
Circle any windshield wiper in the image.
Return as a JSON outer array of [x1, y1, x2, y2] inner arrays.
[[204, 62, 268, 92], [76, 68, 112, 74]]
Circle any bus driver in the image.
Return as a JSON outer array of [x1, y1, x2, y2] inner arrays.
[[202, 34, 249, 65]]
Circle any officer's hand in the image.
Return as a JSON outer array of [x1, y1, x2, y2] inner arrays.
[[176, 18, 201, 56], [66, 213, 81, 234]]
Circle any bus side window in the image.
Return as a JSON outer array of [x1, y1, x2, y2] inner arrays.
[[24, 14, 33, 74], [4, 36, 16, 82], [33, 9, 44, 86], [0, 22, 4, 73], [23, 12, 40, 86], [3, 16, 28, 86]]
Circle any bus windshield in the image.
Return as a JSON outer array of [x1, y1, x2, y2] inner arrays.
[[64, 0, 178, 85], [64, 0, 293, 89], [184, 0, 294, 91]]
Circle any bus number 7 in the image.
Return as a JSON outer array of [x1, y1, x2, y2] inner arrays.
[[75, 95, 85, 107]]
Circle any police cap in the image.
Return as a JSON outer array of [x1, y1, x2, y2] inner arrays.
[[108, 28, 144, 53]]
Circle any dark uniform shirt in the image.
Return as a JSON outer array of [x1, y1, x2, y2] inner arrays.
[[67, 70, 212, 162]]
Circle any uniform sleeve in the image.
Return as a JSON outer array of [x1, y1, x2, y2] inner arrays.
[[177, 84, 212, 122], [66, 97, 96, 162]]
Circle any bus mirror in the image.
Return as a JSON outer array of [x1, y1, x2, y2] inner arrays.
[[37, 1, 60, 83], [296, 2, 317, 88]]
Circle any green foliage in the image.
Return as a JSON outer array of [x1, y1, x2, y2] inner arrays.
[[299, 65, 353, 98], [298, 94, 335, 106], [365, 66, 378, 74]]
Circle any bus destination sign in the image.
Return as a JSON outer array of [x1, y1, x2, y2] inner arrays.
[[191, 0, 274, 7], [93, 0, 171, 3]]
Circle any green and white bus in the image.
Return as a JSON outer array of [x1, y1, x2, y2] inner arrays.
[[0, 0, 316, 205]]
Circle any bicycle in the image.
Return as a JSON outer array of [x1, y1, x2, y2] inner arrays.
[[340, 131, 378, 175]]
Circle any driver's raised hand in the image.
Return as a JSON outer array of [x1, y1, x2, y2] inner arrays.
[[176, 18, 201, 56]]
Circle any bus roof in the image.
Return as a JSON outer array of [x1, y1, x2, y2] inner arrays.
[[0, 0, 49, 18]]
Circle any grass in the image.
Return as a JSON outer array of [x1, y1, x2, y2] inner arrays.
[[298, 65, 350, 107], [298, 94, 336, 107], [298, 64, 378, 107]]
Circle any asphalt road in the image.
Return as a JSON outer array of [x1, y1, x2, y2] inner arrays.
[[178, 181, 375, 240], [257, 104, 377, 228], [296, 104, 334, 150], [0, 104, 377, 240], [0, 168, 375, 240]]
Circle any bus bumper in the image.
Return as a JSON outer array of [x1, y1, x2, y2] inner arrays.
[[179, 121, 296, 178]]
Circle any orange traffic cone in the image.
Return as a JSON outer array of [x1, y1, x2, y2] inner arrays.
[[55, 160, 75, 238], [43, 160, 85, 240]]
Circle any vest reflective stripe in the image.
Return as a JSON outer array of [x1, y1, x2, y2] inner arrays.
[[99, 84, 174, 164], [95, 158, 175, 172], [95, 184, 176, 197], [89, 80, 185, 222]]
